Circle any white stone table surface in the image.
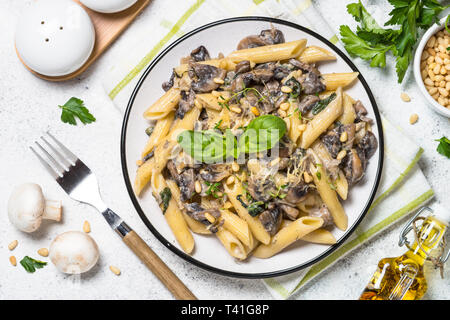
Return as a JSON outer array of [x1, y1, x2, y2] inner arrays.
[[0, 0, 448, 300]]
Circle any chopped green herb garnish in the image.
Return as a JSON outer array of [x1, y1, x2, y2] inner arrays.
[[214, 119, 223, 130], [316, 172, 322, 180], [59, 97, 96, 125], [312, 93, 337, 115], [247, 201, 265, 217], [20, 256, 47, 273], [159, 187, 172, 214], [205, 181, 222, 198], [436, 136, 450, 158]]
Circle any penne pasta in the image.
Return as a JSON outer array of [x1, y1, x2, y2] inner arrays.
[[151, 173, 194, 254], [338, 93, 357, 125], [280, 220, 337, 245], [310, 163, 348, 231], [335, 170, 349, 201], [216, 227, 247, 260], [299, 46, 336, 63], [227, 39, 307, 64], [300, 87, 343, 149], [224, 182, 271, 245], [220, 209, 253, 247], [143, 88, 181, 120], [141, 112, 175, 158], [166, 179, 211, 235], [253, 216, 323, 258], [134, 157, 155, 196], [196, 93, 222, 111], [322, 72, 359, 91]]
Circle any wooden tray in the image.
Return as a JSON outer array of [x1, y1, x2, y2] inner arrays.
[[17, 0, 150, 81]]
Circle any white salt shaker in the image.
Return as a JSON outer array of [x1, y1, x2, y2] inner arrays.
[[15, 0, 95, 77], [79, 0, 138, 13]]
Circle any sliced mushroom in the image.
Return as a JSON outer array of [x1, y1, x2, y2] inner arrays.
[[184, 202, 221, 232], [284, 182, 310, 204], [189, 63, 227, 93], [247, 175, 277, 202], [299, 71, 326, 95], [167, 161, 196, 201], [259, 80, 287, 114], [321, 127, 342, 159], [354, 100, 373, 124], [297, 94, 320, 114], [235, 60, 252, 74], [357, 131, 378, 159], [175, 89, 196, 119], [237, 27, 285, 50], [199, 164, 231, 183], [278, 203, 300, 220], [162, 70, 176, 91], [309, 204, 334, 227], [341, 149, 364, 185], [258, 203, 282, 236], [190, 45, 210, 62]]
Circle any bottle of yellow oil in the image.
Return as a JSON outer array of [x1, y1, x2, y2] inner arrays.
[[359, 206, 449, 300]]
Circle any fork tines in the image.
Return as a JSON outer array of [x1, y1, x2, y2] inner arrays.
[[30, 132, 78, 179]]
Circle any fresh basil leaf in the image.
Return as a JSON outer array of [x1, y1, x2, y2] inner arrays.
[[20, 256, 47, 273], [238, 115, 287, 155], [177, 130, 230, 163], [312, 93, 337, 115], [436, 136, 450, 158]]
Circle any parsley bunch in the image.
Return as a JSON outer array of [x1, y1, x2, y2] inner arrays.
[[340, 0, 449, 83]]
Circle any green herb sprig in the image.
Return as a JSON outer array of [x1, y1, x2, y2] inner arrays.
[[340, 0, 449, 83], [20, 256, 47, 273]]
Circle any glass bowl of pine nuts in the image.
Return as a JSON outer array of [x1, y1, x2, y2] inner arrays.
[[414, 16, 450, 118]]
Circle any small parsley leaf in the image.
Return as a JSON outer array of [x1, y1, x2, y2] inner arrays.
[[59, 97, 96, 125], [436, 136, 450, 158]]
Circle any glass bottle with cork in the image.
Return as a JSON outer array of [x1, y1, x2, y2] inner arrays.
[[359, 205, 450, 300]]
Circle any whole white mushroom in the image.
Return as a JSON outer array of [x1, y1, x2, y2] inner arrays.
[[8, 183, 62, 232], [49, 231, 99, 274]]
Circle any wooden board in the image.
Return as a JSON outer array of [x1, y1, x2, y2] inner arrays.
[[16, 0, 151, 81]]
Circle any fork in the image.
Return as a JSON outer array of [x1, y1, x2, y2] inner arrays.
[[31, 131, 197, 300]]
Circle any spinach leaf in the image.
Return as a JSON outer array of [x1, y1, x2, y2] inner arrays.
[[160, 187, 172, 214], [311, 93, 337, 115], [247, 201, 265, 217], [285, 77, 302, 99], [20, 256, 47, 273]]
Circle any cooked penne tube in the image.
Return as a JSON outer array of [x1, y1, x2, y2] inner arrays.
[[253, 216, 323, 258], [220, 209, 253, 247], [134, 157, 155, 196], [216, 227, 247, 260], [143, 88, 181, 120], [196, 93, 222, 111], [151, 173, 194, 254], [310, 163, 348, 231], [335, 170, 349, 201], [338, 93, 357, 125], [287, 102, 303, 144], [141, 112, 175, 158], [280, 220, 337, 245], [322, 72, 359, 91], [299, 46, 336, 63], [224, 182, 271, 245], [227, 39, 307, 64], [300, 87, 343, 149], [166, 179, 211, 234]]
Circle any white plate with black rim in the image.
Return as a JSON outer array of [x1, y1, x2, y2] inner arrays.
[[121, 17, 384, 278]]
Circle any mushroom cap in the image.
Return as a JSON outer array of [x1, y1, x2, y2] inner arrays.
[[49, 231, 99, 274], [8, 183, 45, 232]]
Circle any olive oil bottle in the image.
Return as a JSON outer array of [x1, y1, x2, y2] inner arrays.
[[359, 206, 449, 300]]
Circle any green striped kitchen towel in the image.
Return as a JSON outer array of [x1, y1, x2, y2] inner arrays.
[[102, 0, 434, 299]]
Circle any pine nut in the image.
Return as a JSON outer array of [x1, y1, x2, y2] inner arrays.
[[195, 180, 202, 193], [8, 240, 18, 251], [400, 92, 411, 102], [231, 106, 242, 114], [9, 256, 17, 266], [278, 110, 287, 117], [336, 150, 347, 160], [83, 220, 91, 233], [340, 131, 348, 142], [427, 47, 436, 56], [428, 87, 438, 95], [231, 162, 240, 172], [281, 86, 292, 93], [109, 266, 121, 275], [226, 175, 235, 185], [439, 88, 449, 97], [303, 172, 313, 183], [251, 106, 260, 116], [37, 248, 49, 257], [279, 102, 290, 111], [213, 77, 224, 84], [409, 113, 419, 124], [424, 78, 434, 86], [427, 36, 436, 47]]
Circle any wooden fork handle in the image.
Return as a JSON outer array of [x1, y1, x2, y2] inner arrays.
[[122, 230, 197, 300]]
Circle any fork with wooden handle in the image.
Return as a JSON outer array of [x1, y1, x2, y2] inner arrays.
[[30, 131, 197, 300]]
